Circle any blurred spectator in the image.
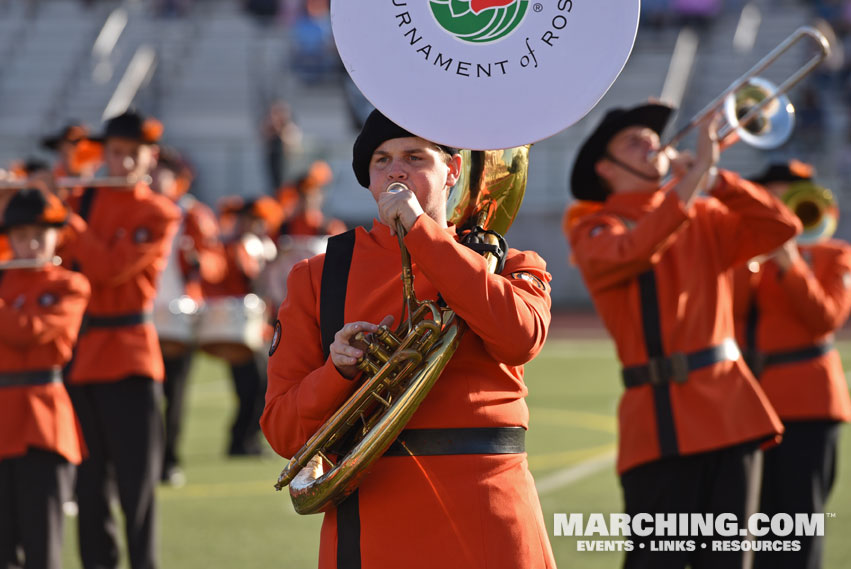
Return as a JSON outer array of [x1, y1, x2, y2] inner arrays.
[[290, 0, 338, 84], [640, 0, 671, 29], [152, 0, 191, 18], [244, 0, 279, 20], [793, 84, 826, 154], [672, 0, 721, 29], [260, 100, 302, 192]]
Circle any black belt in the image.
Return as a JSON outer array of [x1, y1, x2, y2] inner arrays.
[[748, 340, 834, 378], [0, 367, 62, 388], [383, 427, 526, 457], [622, 339, 740, 388], [82, 311, 153, 332]]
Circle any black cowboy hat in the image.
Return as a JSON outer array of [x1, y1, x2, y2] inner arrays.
[[352, 109, 457, 189], [40, 122, 89, 151], [0, 189, 68, 233], [570, 103, 674, 202], [749, 159, 814, 185], [93, 109, 163, 144]]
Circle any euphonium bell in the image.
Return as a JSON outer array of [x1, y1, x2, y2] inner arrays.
[[783, 181, 838, 244], [275, 146, 530, 515]]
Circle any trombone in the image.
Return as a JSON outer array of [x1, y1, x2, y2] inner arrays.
[[656, 26, 830, 156]]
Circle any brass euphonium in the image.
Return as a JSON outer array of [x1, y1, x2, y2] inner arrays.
[[274, 146, 530, 515], [783, 181, 838, 245]]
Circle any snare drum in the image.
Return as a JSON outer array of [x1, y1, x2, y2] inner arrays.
[[197, 294, 267, 361], [154, 295, 200, 344]]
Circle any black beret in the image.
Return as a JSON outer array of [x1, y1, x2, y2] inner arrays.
[[570, 103, 674, 202], [0, 189, 67, 233], [352, 109, 457, 188]]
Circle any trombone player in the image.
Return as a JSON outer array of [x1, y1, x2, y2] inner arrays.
[[564, 102, 800, 568], [734, 161, 851, 569], [261, 110, 557, 568]]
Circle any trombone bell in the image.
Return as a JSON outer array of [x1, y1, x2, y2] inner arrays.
[[723, 77, 795, 149]]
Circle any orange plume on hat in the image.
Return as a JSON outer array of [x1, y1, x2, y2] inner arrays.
[[142, 118, 164, 144], [251, 196, 284, 228], [70, 139, 104, 174], [788, 159, 814, 180], [299, 160, 333, 192], [42, 193, 68, 224]]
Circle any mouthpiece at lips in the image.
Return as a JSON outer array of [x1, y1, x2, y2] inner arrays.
[[386, 182, 409, 193]]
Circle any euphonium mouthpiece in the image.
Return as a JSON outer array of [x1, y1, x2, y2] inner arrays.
[[386, 182, 409, 193]]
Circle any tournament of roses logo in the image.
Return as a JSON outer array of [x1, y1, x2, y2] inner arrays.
[[430, 0, 530, 43]]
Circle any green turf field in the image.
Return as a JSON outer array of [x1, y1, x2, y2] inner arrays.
[[61, 338, 851, 568]]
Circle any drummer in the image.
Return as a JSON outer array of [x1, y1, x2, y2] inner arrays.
[[151, 147, 227, 485], [276, 160, 346, 237], [202, 196, 282, 456]]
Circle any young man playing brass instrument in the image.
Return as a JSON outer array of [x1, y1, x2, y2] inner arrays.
[[564, 102, 801, 569], [734, 161, 851, 569], [262, 110, 556, 568]]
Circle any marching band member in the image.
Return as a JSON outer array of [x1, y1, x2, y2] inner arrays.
[[276, 160, 346, 237], [41, 122, 91, 179], [60, 110, 180, 569], [261, 110, 556, 568], [151, 147, 227, 485], [203, 196, 280, 456], [734, 161, 851, 569], [0, 189, 90, 569], [564, 102, 800, 569]]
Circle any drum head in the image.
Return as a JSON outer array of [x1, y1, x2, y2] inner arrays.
[[332, 0, 640, 149]]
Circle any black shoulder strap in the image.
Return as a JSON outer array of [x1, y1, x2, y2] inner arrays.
[[319, 229, 356, 359], [637, 269, 680, 458], [78, 187, 97, 222]]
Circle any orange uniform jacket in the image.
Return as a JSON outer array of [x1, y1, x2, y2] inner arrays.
[[279, 210, 346, 237], [202, 240, 254, 298], [0, 265, 90, 463], [0, 236, 10, 262], [733, 241, 851, 422], [568, 170, 801, 474], [262, 215, 556, 569], [175, 196, 227, 300], [61, 184, 180, 383]]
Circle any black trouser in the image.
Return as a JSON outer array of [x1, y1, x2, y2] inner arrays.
[[70, 377, 163, 569], [161, 351, 194, 471], [620, 441, 761, 569], [228, 354, 266, 455], [754, 420, 840, 569], [0, 449, 73, 569]]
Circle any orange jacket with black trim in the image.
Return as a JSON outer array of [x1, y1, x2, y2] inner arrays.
[[261, 216, 555, 569], [733, 240, 851, 422], [174, 195, 227, 300], [201, 239, 257, 298], [60, 183, 180, 383], [0, 265, 90, 463], [567, 170, 801, 474]]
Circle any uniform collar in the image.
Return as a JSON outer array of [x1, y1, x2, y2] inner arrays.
[[604, 188, 667, 217], [369, 217, 457, 250]]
